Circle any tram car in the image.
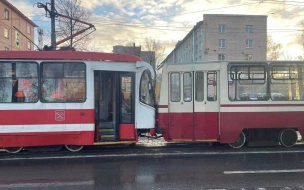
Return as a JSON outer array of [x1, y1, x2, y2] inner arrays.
[[156, 61, 304, 148], [0, 51, 155, 153]]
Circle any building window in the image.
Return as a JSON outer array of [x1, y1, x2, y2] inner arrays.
[[4, 28, 9, 39], [4, 9, 9, 20], [219, 39, 226, 48], [246, 39, 253, 48], [218, 54, 226, 60], [246, 25, 253, 33], [27, 41, 31, 50], [219, 25, 225, 33], [245, 54, 253, 61], [27, 26, 31, 34], [4, 47, 9, 51]]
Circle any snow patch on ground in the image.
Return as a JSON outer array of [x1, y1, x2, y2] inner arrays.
[[137, 135, 167, 147]]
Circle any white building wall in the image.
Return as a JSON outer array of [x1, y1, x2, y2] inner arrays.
[[203, 14, 267, 61], [162, 14, 267, 64]]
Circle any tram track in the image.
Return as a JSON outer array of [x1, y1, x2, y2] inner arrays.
[[0, 143, 304, 161]]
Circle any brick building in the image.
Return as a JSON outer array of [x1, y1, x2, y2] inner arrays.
[[113, 43, 156, 69], [0, 0, 37, 51], [162, 14, 267, 63]]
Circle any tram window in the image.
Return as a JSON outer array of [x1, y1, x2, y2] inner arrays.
[[170, 72, 181, 102], [195, 72, 204, 101], [183, 72, 192, 102], [270, 63, 304, 101], [41, 62, 86, 103], [0, 62, 38, 103], [207, 72, 217, 101], [140, 69, 154, 106], [228, 63, 268, 101]]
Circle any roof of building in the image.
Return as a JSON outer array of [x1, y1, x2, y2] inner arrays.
[[2, 0, 38, 27], [162, 21, 203, 63], [203, 14, 268, 17]]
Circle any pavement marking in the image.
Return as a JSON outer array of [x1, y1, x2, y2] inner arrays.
[[0, 180, 94, 188], [224, 169, 304, 174], [1, 149, 304, 161]]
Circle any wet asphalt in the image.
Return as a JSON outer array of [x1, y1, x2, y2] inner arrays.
[[0, 144, 304, 190]]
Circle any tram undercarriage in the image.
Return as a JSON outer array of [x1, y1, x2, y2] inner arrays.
[[229, 128, 299, 148]]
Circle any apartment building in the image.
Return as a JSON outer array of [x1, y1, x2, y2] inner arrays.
[[0, 0, 37, 51], [162, 14, 267, 63]]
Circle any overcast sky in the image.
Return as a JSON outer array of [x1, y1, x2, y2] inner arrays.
[[8, 0, 304, 58]]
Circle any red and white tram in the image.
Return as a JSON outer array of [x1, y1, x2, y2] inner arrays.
[[0, 51, 155, 153], [156, 61, 304, 148]]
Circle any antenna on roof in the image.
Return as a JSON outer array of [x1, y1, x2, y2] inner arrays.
[[13, 26, 41, 51]]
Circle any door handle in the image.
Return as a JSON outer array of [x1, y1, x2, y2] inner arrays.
[[80, 112, 85, 116]]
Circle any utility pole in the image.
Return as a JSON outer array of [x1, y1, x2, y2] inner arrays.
[[51, 0, 56, 47]]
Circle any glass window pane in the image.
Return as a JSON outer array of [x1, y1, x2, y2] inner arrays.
[[0, 62, 38, 103], [121, 76, 132, 124], [207, 72, 217, 101], [270, 63, 304, 101], [228, 63, 268, 101], [140, 70, 154, 106], [195, 72, 204, 101], [170, 73, 180, 102], [41, 62, 85, 102], [183, 73, 192, 102]]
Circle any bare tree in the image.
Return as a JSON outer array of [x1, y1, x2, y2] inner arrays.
[[267, 35, 283, 60], [55, 0, 92, 50], [282, 51, 296, 60], [141, 37, 166, 70], [297, 56, 304, 60]]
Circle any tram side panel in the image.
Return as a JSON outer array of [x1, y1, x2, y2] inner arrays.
[[157, 69, 170, 141], [219, 61, 304, 144]]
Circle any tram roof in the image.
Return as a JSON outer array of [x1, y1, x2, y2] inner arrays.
[[0, 51, 142, 62], [157, 60, 304, 70]]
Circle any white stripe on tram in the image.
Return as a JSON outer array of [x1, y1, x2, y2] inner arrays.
[[0, 124, 94, 133], [224, 169, 304, 174], [158, 106, 304, 113]]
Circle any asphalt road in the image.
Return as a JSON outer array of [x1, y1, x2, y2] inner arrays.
[[0, 144, 304, 190]]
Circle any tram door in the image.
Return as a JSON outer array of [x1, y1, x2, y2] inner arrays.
[[193, 71, 219, 141], [169, 72, 194, 140], [168, 71, 219, 141], [118, 73, 135, 141], [94, 71, 135, 142]]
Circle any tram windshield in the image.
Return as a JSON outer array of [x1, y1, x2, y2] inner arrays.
[[140, 69, 154, 107]]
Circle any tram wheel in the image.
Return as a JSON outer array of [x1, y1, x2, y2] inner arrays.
[[65, 145, 84, 152], [5, 147, 23, 154], [279, 129, 298, 147], [229, 132, 246, 148]]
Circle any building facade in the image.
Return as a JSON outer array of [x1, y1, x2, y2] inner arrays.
[[113, 44, 156, 69], [162, 14, 267, 63], [0, 0, 37, 51]]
